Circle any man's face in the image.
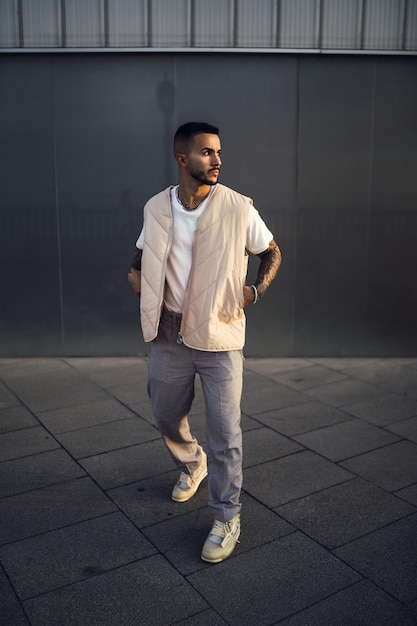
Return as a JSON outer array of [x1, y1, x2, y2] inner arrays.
[[185, 133, 222, 186]]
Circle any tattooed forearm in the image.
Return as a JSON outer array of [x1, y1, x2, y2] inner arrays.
[[254, 240, 281, 299], [130, 248, 142, 271]]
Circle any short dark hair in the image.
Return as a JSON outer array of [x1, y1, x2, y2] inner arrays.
[[173, 122, 219, 156]]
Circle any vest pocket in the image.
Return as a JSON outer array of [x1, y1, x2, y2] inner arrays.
[[215, 267, 246, 323]]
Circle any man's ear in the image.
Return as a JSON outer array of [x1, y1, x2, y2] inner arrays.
[[175, 153, 187, 168]]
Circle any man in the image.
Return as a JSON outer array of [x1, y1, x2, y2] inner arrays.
[[128, 122, 281, 563]]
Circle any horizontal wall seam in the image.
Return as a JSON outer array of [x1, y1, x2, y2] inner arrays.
[[1, 47, 416, 55]]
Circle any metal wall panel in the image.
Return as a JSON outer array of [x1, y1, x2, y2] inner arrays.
[[237, 0, 276, 48], [0, 0, 18, 47], [0, 56, 63, 355], [295, 57, 375, 355], [65, 0, 104, 47], [108, 0, 147, 47], [151, 0, 189, 47], [279, 0, 318, 48], [322, 0, 360, 49], [367, 59, 417, 353], [364, 0, 403, 49], [22, 0, 61, 47], [194, 0, 232, 47]]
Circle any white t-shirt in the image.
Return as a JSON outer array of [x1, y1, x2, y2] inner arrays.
[[136, 185, 273, 313]]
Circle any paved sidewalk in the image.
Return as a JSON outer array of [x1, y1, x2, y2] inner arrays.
[[1, 357, 417, 625]]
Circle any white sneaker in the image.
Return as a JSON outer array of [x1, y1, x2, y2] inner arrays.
[[201, 514, 240, 563], [171, 451, 207, 502]]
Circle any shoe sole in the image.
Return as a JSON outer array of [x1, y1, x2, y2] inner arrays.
[[171, 470, 208, 502]]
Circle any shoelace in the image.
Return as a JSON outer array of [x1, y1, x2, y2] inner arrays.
[[178, 472, 192, 489], [210, 520, 240, 547]]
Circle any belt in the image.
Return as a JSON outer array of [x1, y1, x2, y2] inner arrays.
[[161, 306, 182, 324]]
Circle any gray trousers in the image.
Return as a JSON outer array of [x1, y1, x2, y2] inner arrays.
[[148, 307, 243, 522]]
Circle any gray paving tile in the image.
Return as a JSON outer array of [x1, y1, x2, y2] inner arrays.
[[88, 362, 149, 389], [0, 359, 69, 381], [279, 579, 417, 625], [271, 364, 347, 390], [142, 493, 294, 575], [64, 356, 147, 375], [65, 357, 148, 380], [343, 360, 417, 396], [309, 357, 379, 371], [23, 555, 207, 626], [0, 426, 60, 462], [0, 512, 156, 600], [244, 450, 353, 508], [309, 356, 378, 372], [241, 375, 306, 416], [0, 449, 86, 498], [242, 370, 277, 392], [79, 439, 174, 489], [242, 426, 302, 468], [0, 567, 29, 625], [108, 382, 154, 421], [2, 367, 81, 394], [343, 393, 417, 425], [341, 441, 417, 491], [0, 404, 38, 433], [36, 398, 137, 433], [0, 380, 19, 409], [54, 417, 159, 458], [8, 379, 110, 413], [293, 419, 400, 462], [275, 478, 415, 548], [334, 513, 417, 604], [386, 416, 417, 444], [396, 483, 417, 507], [0, 477, 116, 544], [254, 401, 352, 436], [109, 469, 209, 528], [4, 369, 111, 412], [244, 358, 312, 376], [0, 358, 25, 369], [305, 378, 384, 408], [394, 358, 417, 370], [187, 532, 360, 626]]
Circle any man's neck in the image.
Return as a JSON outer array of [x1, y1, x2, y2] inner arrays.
[[177, 182, 212, 210]]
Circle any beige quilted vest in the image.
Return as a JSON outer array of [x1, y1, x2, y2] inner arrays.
[[140, 184, 251, 351]]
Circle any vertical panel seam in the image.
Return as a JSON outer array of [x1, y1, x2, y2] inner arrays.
[[291, 57, 300, 356], [17, 0, 24, 47], [51, 58, 66, 354], [363, 58, 377, 349]]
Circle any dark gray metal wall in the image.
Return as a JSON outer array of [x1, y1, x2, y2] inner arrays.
[[1, 52, 416, 357]]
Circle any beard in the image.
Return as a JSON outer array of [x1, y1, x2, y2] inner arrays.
[[189, 166, 219, 186]]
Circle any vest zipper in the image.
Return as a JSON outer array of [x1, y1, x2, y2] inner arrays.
[[157, 218, 173, 331], [179, 223, 198, 344]]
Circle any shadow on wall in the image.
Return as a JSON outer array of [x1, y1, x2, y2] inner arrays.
[[156, 75, 176, 184]]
